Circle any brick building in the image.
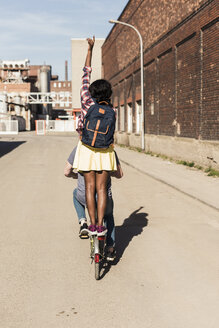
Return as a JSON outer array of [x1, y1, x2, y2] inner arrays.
[[50, 80, 72, 118], [103, 0, 219, 168]]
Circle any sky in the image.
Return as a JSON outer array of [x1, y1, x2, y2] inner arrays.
[[0, 0, 128, 80]]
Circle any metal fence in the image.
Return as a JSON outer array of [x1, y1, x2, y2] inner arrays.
[[35, 120, 46, 135], [0, 120, 18, 134], [35, 120, 77, 135]]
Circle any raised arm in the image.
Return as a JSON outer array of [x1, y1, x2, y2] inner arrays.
[[85, 36, 95, 67], [77, 36, 96, 134]]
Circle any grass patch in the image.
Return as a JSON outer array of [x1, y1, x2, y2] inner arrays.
[[117, 143, 219, 177], [159, 154, 170, 160], [176, 160, 195, 167], [205, 168, 219, 177], [134, 147, 142, 153], [194, 165, 203, 170], [145, 150, 154, 156]]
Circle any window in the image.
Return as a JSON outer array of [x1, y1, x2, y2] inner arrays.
[[115, 107, 119, 131], [53, 83, 57, 88], [127, 103, 133, 133], [120, 105, 125, 131], [136, 100, 141, 134]]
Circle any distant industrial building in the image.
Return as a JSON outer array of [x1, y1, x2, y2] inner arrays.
[[0, 59, 72, 130], [103, 0, 219, 169], [50, 80, 72, 118], [50, 61, 72, 119], [0, 60, 53, 130]]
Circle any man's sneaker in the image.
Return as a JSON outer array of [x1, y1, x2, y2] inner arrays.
[[106, 248, 116, 262], [96, 225, 107, 236], [79, 223, 89, 239], [88, 224, 97, 236]]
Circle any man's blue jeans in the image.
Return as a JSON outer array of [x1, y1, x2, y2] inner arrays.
[[73, 188, 115, 247]]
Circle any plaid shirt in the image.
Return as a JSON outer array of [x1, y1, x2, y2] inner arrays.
[[77, 66, 116, 134], [77, 66, 95, 134]]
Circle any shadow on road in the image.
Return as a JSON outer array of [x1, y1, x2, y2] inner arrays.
[[0, 141, 26, 158], [99, 207, 148, 279], [115, 206, 148, 263]]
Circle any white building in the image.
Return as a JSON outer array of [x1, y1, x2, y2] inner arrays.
[[71, 38, 104, 120]]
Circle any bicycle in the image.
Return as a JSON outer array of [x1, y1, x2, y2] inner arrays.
[[90, 233, 106, 280]]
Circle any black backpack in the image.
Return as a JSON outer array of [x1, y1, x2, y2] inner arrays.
[[81, 101, 116, 148]]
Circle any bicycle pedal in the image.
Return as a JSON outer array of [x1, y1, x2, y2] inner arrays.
[[80, 235, 89, 239]]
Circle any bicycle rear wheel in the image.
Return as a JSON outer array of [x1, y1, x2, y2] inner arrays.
[[95, 254, 100, 280], [90, 236, 94, 258]]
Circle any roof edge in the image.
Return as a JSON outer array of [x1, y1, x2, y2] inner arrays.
[[71, 38, 105, 41], [103, 0, 131, 45]]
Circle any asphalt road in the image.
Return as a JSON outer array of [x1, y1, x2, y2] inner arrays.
[[0, 133, 219, 328]]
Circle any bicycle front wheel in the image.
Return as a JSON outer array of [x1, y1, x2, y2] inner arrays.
[[95, 254, 100, 280]]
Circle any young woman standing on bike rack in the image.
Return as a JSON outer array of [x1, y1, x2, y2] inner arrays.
[[73, 36, 117, 237]]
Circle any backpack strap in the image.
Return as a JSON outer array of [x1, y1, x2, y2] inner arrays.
[[98, 101, 109, 105], [91, 120, 101, 147]]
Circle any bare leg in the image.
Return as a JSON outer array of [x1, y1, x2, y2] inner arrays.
[[83, 171, 96, 226], [96, 170, 109, 226]]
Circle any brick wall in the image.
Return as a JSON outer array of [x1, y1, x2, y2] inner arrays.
[[145, 60, 158, 135], [103, 0, 219, 141], [50, 80, 71, 92], [0, 83, 31, 93], [202, 20, 219, 139], [158, 50, 175, 136], [176, 33, 201, 138], [50, 80, 72, 110]]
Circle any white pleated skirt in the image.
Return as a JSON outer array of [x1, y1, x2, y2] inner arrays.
[[73, 140, 117, 172]]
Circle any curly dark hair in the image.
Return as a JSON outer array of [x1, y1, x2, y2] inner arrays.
[[89, 79, 112, 103]]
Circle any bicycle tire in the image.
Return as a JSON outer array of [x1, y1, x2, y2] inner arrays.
[[90, 237, 94, 258], [95, 254, 100, 280]]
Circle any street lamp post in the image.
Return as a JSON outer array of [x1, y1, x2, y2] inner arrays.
[[109, 19, 145, 150]]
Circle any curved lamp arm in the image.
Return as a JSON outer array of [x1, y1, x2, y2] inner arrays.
[[109, 19, 145, 150]]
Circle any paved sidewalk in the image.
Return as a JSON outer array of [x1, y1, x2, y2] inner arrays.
[[115, 145, 219, 211]]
